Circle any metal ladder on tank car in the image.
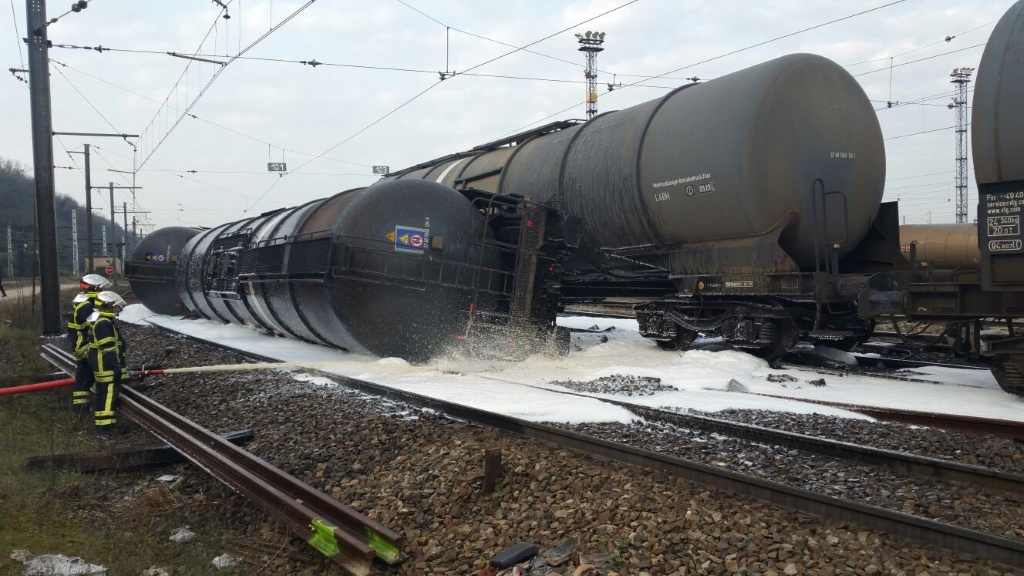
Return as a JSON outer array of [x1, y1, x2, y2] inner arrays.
[[458, 189, 569, 357]]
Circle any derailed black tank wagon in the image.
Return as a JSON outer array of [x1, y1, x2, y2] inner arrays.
[[124, 226, 200, 316]]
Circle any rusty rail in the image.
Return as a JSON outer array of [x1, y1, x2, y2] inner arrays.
[[39, 344, 401, 575], [747, 392, 1024, 441]]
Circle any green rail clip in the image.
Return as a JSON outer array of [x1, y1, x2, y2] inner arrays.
[[308, 519, 340, 557], [366, 528, 401, 564]]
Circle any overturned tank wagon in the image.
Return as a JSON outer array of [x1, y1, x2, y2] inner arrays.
[[125, 226, 201, 315], [171, 180, 509, 360]]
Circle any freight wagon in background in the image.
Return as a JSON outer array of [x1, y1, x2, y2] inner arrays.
[[127, 0, 1024, 396]]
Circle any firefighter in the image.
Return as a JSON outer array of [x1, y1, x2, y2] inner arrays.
[[88, 290, 127, 431], [67, 274, 111, 410]]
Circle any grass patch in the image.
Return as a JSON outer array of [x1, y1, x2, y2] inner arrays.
[[0, 289, 238, 575]]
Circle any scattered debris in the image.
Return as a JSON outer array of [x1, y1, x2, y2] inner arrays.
[[489, 542, 539, 569], [211, 553, 239, 570], [808, 378, 827, 387], [155, 475, 178, 483], [19, 553, 107, 576], [552, 374, 672, 396], [141, 568, 169, 576], [169, 527, 196, 543], [544, 535, 579, 566], [727, 378, 750, 393], [767, 374, 797, 383]]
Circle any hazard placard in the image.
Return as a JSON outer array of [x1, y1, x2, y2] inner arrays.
[[393, 225, 427, 254]]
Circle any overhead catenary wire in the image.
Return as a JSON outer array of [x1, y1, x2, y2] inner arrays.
[[501, 0, 909, 136], [8, 0, 24, 69], [50, 63, 132, 146], [844, 19, 998, 67], [852, 43, 986, 78], [49, 44, 680, 89], [884, 125, 961, 141], [135, 0, 318, 170], [246, 0, 643, 210], [393, 0, 616, 76], [50, 59, 373, 168], [135, 1, 229, 166]]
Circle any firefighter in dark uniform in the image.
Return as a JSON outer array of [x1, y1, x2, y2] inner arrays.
[[67, 274, 111, 410], [88, 291, 128, 431]]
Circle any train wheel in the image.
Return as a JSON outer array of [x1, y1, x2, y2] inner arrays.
[[656, 326, 698, 351], [990, 361, 1024, 397], [752, 319, 799, 362]]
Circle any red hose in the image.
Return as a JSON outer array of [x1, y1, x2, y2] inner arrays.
[[0, 377, 77, 397]]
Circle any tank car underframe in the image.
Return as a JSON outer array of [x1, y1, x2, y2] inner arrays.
[[635, 294, 873, 360]]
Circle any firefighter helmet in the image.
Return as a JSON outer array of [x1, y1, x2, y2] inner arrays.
[[94, 290, 126, 310], [80, 274, 111, 291]]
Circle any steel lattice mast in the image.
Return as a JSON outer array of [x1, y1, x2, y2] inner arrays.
[[950, 67, 974, 223], [576, 31, 606, 119], [71, 209, 79, 277]]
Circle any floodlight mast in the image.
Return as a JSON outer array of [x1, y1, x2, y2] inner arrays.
[[576, 31, 606, 119], [949, 67, 974, 223]]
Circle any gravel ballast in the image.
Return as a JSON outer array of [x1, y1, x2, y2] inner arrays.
[[113, 324, 1022, 575]]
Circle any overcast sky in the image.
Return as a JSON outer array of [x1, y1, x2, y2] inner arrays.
[[1, 0, 1015, 233]]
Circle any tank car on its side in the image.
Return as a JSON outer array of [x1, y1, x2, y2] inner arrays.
[[169, 180, 512, 361], [126, 226, 200, 315]]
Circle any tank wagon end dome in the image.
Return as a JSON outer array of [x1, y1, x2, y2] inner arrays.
[[126, 226, 200, 316], [973, 0, 1024, 185]]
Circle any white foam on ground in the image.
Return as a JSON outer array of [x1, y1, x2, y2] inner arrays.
[[120, 304, 1024, 422]]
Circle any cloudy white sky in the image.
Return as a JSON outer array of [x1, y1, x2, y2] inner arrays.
[[1, 0, 1015, 233]]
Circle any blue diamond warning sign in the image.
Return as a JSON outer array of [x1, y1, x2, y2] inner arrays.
[[393, 225, 426, 254]]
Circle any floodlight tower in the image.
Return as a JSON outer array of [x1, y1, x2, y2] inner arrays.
[[949, 67, 974, 223], [575, 31, 606, 119]]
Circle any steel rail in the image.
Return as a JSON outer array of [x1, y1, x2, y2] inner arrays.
[[745, 391, 1024, 441], [579, 399, 1024, 495], [39, 344, 401, 575], [457, 372, 1024, 494], [135, 322, 1024, 567]]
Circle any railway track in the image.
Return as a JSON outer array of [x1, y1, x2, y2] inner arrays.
[[487, 379, 1024, 494], [127, 320, 1024, 567], [743, 392, 1024, 441], [39, 344, 401, 576]]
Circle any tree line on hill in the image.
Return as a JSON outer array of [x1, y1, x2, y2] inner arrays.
[[0, 157, 127, 278]]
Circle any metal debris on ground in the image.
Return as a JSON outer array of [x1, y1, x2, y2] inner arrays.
[[488, 542, 539, 569], [169, 527, 196, 543], [767, 374, 798, 383], [808, 378, 827, 387], [727, 378, 750, 393], [140, 568, 169, 576], [552, 374, 672, 396]]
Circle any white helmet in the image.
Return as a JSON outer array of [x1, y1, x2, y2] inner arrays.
[[72, 293, 90, 304], [80, 274, 111, 291], [94, 290, 126, 309]]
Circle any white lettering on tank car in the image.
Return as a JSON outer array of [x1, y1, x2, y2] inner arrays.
[[652, 172, 711, 189], [989, 239, 1023, 252]]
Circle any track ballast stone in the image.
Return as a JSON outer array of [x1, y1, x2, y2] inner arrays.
[[118, 324, 1021, 575]]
